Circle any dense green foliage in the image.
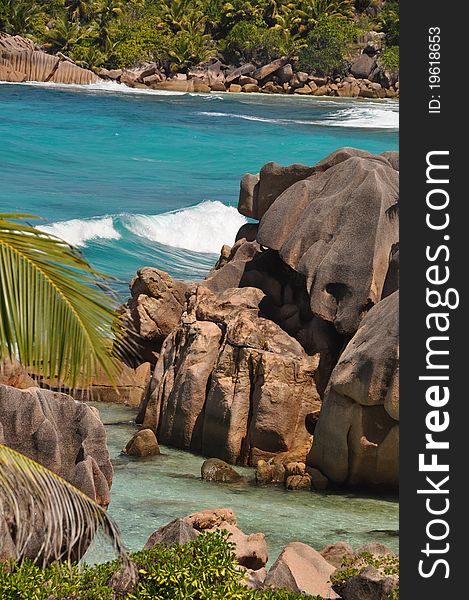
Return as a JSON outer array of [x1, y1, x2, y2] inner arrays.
[[297, 16, 358, 75], [0, 531, 321, 599], [379, 44, 399, 73], [0, 0, 399, 73]]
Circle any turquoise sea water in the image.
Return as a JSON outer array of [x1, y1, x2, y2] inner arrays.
[[89, 402, 398, 564], [0, 81, 398, 296]]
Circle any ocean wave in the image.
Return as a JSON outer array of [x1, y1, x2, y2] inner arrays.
[[0, 80, 189, 96], [198, 105, 398, 129], [36, 201, 247, 254], [320, 106, 399, 129], [37, 216, 120, 247], [124, 200, 247, 254]]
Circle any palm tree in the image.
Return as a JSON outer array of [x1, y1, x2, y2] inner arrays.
[[0, 0, 39, 36], [44, 16, 89, 54], [0, 444, 128, 566], [0, 213, 127, 389]]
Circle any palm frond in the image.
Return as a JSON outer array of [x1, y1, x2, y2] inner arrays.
[[0, 444, 128, 566], [0, 214, 129, 388]]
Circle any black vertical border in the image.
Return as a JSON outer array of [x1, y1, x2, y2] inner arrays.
[[400, 1, 466, 597]]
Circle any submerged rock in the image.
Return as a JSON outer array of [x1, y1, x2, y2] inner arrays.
[[201, 458, 244, 483]]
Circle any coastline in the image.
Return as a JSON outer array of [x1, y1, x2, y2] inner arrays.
[[1, 32, 399, 101]]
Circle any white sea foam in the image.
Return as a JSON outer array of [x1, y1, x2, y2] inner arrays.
[[124, 200, 247, 254], [37, 216, 120, 247], [198, 104, 398, 130], [322, 106, 399, 129], [0, 79, 189, 96], [36, 201, 247, 254]]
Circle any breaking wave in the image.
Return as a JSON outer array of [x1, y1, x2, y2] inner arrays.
[[36, 201, 247, 254], [198, 104, 398, 129]]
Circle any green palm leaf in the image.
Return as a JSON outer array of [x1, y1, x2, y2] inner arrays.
[[0, 444, 128, 566], [0, 213, 127, 388]]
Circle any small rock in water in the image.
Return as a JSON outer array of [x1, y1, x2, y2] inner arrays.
[[201, 458, 244, 483], [286, 474, 312, 491], [123, 429, 160, 457]]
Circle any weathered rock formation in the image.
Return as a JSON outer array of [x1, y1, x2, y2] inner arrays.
[[139, 285, 321, 466], [145, 507, 268, 571], [132, 148, 399, 488], [0, 32, 98, 84], [255, 149, 399, 335], [119, 267, 187, 365], [308, 292, 399, 487], [0, 383, 113, 561], [0, 384, 113, 506]]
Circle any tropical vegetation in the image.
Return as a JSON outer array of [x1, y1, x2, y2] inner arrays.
[[0, 213, 128, 388], [0, 0, 399, 75], [0, 529, 321, 599]]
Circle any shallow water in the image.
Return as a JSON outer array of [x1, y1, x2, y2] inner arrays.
[[90, 402, 398, 564], [0, 82, 398, 296]]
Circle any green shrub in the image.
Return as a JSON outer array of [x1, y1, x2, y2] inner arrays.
[[107, 15, 173, 69], [379, 45, 399, 73], [0, 531, 322, 599], [330, 551, 399, 599], [297, 16, 358, 75], [221, 20, 300, 65]]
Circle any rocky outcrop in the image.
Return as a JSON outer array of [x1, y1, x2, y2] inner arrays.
[[0, 32, 98, 84], [120, 267, 188, 365], [142, 508, 398, 596], [308, 292, 399, 487], [0, 384, 113, 506], [134, 148, 399, 488], [140, 285, 321, 466], [0, 384, 113, 562], [256, 149, 399, 335]]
